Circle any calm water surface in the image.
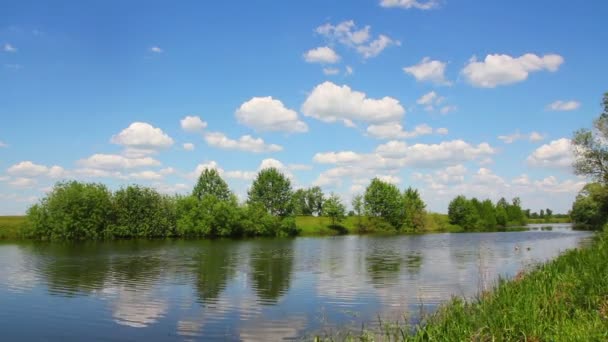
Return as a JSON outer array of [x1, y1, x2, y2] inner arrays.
[[0, 224, 592, 341]]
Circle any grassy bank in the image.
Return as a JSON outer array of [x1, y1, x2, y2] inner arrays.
[[527, 217, 571, 224], [316, 230, 608, 341], [0, 216, 27, 240]]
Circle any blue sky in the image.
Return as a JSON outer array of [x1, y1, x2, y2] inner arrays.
[[1, 0, 607, 215]]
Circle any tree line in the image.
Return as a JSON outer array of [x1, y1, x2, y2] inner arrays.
[[25, 167, 430, 240], [447, 196, 527, 231]]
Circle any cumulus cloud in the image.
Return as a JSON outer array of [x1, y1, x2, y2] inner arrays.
[[315, 20, 399, 59], [366, 123, 434, 139], [204, 132, 282, 153], [498, 131, 545, 144], [180, 116, 208, 132], [78, 154, 161, 170], [303, 46, 340, 64], [403, 57, 450, 85], [9, 177, 36, 188], [379, 0, 439, 10], [183, 143, 195, 151], [128, 170, 164, 181], [7, 161, 65, 179], [527, 138, 573, 170], [111, 122, 174, 156], [235, 96, 308, 133], [461, 53, 564, 88], [301, 81, 405, 126], [313, 151, 363, 164], [546, 100, 581, 111]]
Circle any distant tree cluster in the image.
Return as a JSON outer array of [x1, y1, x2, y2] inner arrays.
[[447, 196, 526, 230]]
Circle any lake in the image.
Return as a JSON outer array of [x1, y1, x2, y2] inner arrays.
[[0, 224, 592, 341]]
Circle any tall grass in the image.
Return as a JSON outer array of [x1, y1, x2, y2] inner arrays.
[[315, 230, 608, 341], [0, 216, 27, 240]]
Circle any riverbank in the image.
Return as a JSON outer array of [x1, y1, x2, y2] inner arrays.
[[318, 229, 608, 341], [0, 214, 534, 240]]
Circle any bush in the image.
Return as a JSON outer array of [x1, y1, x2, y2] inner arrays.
[[27, 181, 113, 240], [176, 195, 242, 238], [108, 185, 176, 238]]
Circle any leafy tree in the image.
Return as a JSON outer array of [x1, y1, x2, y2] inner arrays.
[[364, 178, 404, 229], [247, 168, 294, 217], [322, 193, 346, 226], [352, 194, 364, 229], [448, 195, 478, 230], [546, 208, 553, 219], [110, 185, 176, 238], [571, 183, 608, 230], [506, 197, 526, 225], [291, 189, 307, 216], [478, 199, 497, 230], [27, 181, 113, 240], [402, 187, 426, 231], [572, 92, 608, 183], [176, 195, 242, 238], [540, 209, 545, 219], [306, 186, 325, 216], [193, 168, 232, 201]]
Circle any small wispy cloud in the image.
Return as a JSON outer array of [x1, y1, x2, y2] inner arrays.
[[149, 46, 163, 54], [3, 43, 17, 53]]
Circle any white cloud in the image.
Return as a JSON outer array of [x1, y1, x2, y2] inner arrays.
[[6, 161, 65, 179], [366, 123, 433, 139], [149, 46, 163, 53], [313, 151, 363, 164], [288, 164, 313, 171], [301, 81, 405, 126], [78, 154, 161, 170], [461, 53, 564, 88], [204, 132, 282, 153], [527, 138, 573, 170], [72, 168, 126, 179], [128, 171, 163, 181], [183, 143, 195, 151], [191, 161, 223, 179], [0, 141, 7, 148], [377, 174, 401, 184], [356, 35, 400, 59], [416, 91, 439, 105], [375, 139, 495, 167], [436, 127, 449, 135], [345, 66, 354, 75], [439, 105, 457, 115], [303, 46, 340, 64], [315, 20, 398, 59], [546, 100, 581, 111], [3, 43, 17, 53], [180, 116, 208, 132], [380, 0, 439, 10], [533, 176, 585, 193], [403, 57, 450, 85], [9, 177, 36, 188], [498, 131, 545, 144], [111, 122, 174, 154], [235, 96, 308, 133], [224, 170, 257, 180], [323, 67, 340, 75]]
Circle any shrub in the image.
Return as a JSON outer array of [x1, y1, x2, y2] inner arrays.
[[27, 181, 113, 240]]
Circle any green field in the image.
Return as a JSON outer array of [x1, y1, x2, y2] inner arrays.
[[0, 216, 26, 240], [527, 217, 571, 224]]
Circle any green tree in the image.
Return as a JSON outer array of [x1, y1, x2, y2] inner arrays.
[[478, 199, 497, 230], [448, 195, 478, 230], [110, 185, 176, 238], [247, 168, 294, 217], [364, 178, 404, 230], [192, 168, 232, 201], [402, 187, 426, 231], [291, 189, 307, 216], [571, 183, 608, 230], [27, 181, 113, 240], [572, 93, 608, 183], [306, 186, 325, 216], [322, 193, 346, 226]]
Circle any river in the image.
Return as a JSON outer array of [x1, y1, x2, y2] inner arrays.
[[0, 224, 592, 341]]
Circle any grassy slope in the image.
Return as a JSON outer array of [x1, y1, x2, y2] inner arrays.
[[0, 216, 26, 240]]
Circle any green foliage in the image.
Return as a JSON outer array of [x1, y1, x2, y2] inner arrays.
[[192, 168, 232, 201], [402, 187, 426, 232], [322, 193, 346, 226], [247, 168, 294, 217], [27, 181, 114, 240], [571, 183, 608, 230], [109, 185, 176, 238], [572, 92, 608, 183], [292, 186, 325, 216], [0, 216, 28, 239], [364, 178, 404, 230], [448, 195, 479, 230], [449, 195, 525, 231], [176, 195, 243, 238]]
